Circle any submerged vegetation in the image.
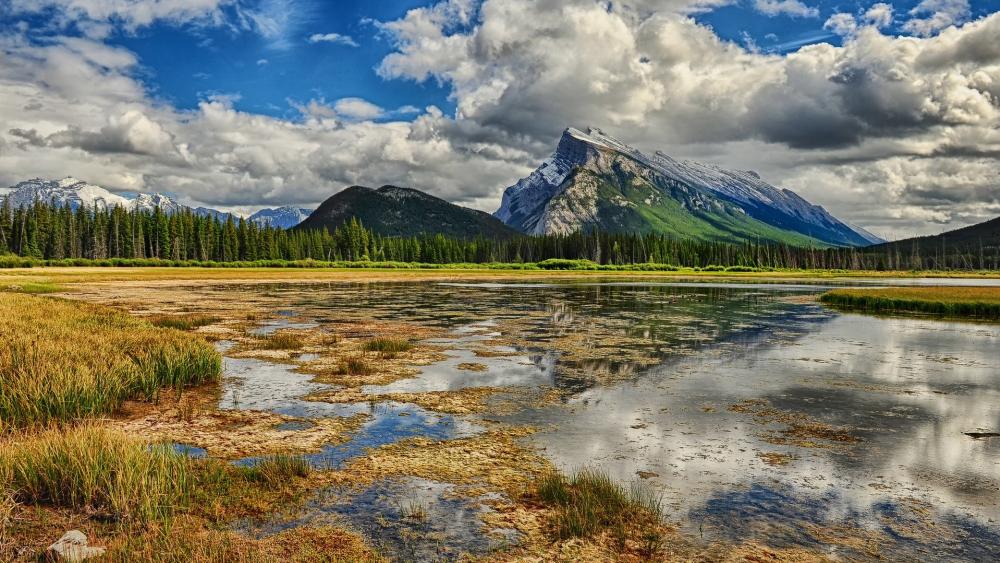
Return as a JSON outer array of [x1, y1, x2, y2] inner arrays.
[[821, 287, 1000, 320], [0, 293, 221, 429]]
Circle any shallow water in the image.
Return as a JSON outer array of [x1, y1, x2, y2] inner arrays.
[[214, 279, 1000, 560]]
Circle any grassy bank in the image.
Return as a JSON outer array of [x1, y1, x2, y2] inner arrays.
[[820, 287, 1000, 320], [0, 293, 221, 429]]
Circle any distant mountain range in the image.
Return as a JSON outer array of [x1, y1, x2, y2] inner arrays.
[[3, 178, 312, 229], [862, 215, 1000, 267], [297, 185, 518, 239], [5, 130, 890, 246], [495, 128, 883, 247]]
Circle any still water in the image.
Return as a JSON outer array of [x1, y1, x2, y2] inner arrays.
[[222, 280, 1000, 559]]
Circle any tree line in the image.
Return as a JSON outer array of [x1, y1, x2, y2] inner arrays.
[[1, 198, 996, 270]]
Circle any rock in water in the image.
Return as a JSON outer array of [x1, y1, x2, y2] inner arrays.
[[46, 530, 106, 561]]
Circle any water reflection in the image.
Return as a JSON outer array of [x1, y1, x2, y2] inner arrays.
[[210, 280, 1000, 557]]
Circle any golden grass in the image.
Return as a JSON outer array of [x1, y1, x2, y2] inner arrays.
[[147, 313, 221, 330], [252, 332, 306, 350], [1, 266, 998, 294], [0, 294, 222, 429], [821, 286, 1000, 320], [0, 425, 194, 523]]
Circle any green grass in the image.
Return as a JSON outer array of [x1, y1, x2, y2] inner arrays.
[[532, 468, 663, 551], [252, 332, 306, 350], [362, 337, 414, 356], [0, 425, 195, 523], [240, 454, 311, 485], [339, 356, 374, 376], [148, 313, 221, 330], [0, 294, 222, 429], [820, 287, 1000, 321]]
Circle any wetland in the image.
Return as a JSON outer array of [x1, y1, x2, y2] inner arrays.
[[3, 273, 1000, 561]]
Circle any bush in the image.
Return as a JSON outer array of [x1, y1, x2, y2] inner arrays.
[[537, 259, 600, 270]]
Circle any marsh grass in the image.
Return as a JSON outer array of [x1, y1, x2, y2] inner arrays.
[[0, 281, 64, 294], [240, 454, 311, 485], [821, 287, 1000, 320], [252, 332, 305, 350], [0, 425, 194, 523], [532, 469, 664, 552], [337, 356, 373, 376], [362, 337, 413, 358], [0, 294, 222, 429], [148, 313, 221, 330]]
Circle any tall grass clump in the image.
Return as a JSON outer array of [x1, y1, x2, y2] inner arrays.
[[253, 332, 306, 350], [0, 425, 193, 523], [820, 287, 1000, 321], [240, 454, 311, 485], [147, 313, 220, 331], [362, 337, 413, 357], [0, 294, 222, 429], [532, 469, 664, 553]]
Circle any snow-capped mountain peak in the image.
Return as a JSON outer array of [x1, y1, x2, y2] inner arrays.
[[247, 206, 313, 229], [495, 128, 884, 246]]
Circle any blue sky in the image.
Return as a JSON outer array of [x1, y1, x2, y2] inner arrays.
[[10, 0, 994, 122], [1, 0, 998, 238]]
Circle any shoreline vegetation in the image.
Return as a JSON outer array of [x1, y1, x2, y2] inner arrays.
[[820, 287, 1000, 321]]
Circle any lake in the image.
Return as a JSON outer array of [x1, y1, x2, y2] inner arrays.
[[167, 278, 1000, 560]]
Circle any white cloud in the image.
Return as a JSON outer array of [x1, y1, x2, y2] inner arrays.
[[1, 0, 999, 237], [903, 0, 971, 37], [752, 0, 819, 19], [5, 0, 232, 31], [307, 32, 359, 47], [864, 3, 894, 28], [256, 58, 269, 66], [824, 13, 857, 36]]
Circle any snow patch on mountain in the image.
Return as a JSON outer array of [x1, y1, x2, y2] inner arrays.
[[248, 206, 313, 229]]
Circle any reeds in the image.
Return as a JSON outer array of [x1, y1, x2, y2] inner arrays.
[[820, 287, 1000, 320], [252, 332, 305, 350], [532, 469, 663, 548], [362, 337, 413, 357], [0, 293, 222, 429], [0, 425, 194, 523], [339, 356, 374, 376], [147, 313, 220, 330], [240, 454, 311, 485]]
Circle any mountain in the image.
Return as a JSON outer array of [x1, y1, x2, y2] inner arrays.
[[248, 206, 313, 229], [861, 215, 1000, 268], [297, 185, 519, 239], [495, 128, 883, 247], [4, 177, 234, 219]]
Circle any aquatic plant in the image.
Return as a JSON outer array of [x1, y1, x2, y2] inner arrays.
[[340, 356, 374, 375], [362, 337, 414, 357], [0, 294, 221, 429], [253, 331, 306, 350], [820, 287, 1000, 320], [240, 454, 311, 485], [147, 313, 220, 330], [0, 425, 195, 523], [532, 469, 664, 550]]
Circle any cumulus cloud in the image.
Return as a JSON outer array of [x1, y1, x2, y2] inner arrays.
[[0, 0, 999, 238], [5, 0, 232, 31], [752, 0, 819, 19], [307, 32, 359, 47], [902, 0, 971, 37]]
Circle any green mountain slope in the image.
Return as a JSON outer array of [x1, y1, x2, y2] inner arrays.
[[297, 185, 519, 239], [540, 159, 826, 246]]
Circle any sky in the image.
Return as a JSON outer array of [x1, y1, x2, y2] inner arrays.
[[0, 0, 998, 240]]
